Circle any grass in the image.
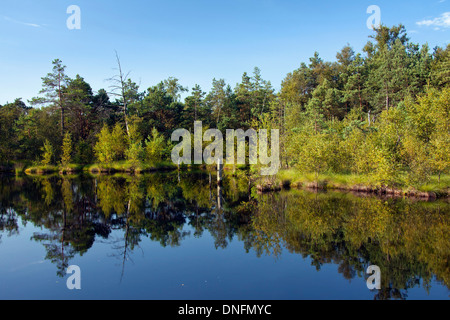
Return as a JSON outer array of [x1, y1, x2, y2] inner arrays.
[[22, 159, 180, 176], [274, 169, 449, 198], [277, 170, 376, 186], [86, 160, 177, 174], [24, 165, 59, 175], [416, 175, 450, 193], [24, 163, 84, 175]]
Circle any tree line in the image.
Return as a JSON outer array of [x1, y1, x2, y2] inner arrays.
[[0, 24, 448, 186]]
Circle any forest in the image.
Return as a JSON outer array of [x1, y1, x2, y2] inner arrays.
[[0, 24, 449, 193]]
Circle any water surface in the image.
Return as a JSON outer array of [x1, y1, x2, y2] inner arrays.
[[0, 172, 448, 300]]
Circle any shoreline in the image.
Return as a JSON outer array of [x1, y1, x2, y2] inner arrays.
[[256, 177, 449, 200], [3, 163, 448, 200]]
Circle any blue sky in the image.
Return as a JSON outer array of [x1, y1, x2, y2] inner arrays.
[[0, 0, 449, 105]]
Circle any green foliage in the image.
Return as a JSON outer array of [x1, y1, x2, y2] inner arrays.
[[432, 44, 450, 88], [126, 123, 144, 166], [73, 140, 94, 164], [0, 99, 27, 163], [111, 123, 127, 160], [30, 59, 71, 137], [61, 132, 72, 166], [126, 142, 144, 167], [1, 24, 448, 192], [94, 125, 115, 164], [293, 132, 331, 180], [145, 127, 166, 165], [41, 140, 53, 166], [281, 86, 449, 187]]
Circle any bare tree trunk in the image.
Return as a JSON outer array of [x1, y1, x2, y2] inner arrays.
[[58, 76, 64, 137], [108, 51, 131, 137], [120, 199, 131, 282], [115, 52, 130, 136]]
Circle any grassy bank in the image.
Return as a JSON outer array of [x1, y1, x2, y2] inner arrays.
[[24, 163, 86, 175], [256, 169, 450, 199], [23, 161, 178, 175], [86, 161, 177, 174], [17, 162, 450, 199], [24, 165, 60, 175]]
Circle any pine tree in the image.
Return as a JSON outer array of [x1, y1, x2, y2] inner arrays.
[[61, 132, 72, 166], [432, 44, 450, 88], [31, 59, 70, 137]]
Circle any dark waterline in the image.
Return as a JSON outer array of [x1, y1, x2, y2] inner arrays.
[[0, 172, 448, 300]]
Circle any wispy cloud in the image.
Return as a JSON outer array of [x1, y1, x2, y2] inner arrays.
[[3, 15, 42, 28], [417, 12, 450, 29]]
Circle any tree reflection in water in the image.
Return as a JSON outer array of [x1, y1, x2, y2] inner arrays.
[[0, 172, 448, 299]]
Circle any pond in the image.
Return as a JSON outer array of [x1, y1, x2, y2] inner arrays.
[[0, 172, 448, 300]]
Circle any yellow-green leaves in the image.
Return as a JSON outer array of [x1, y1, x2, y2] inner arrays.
[[61, 132, 72, 167], [41, 140, 53, 166]]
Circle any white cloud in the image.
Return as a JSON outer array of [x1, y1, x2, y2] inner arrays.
[[417, 12, 450, 28], [3, 16, 42, 28]]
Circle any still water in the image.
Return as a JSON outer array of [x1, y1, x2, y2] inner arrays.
[[0, 172, 449, 300]]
